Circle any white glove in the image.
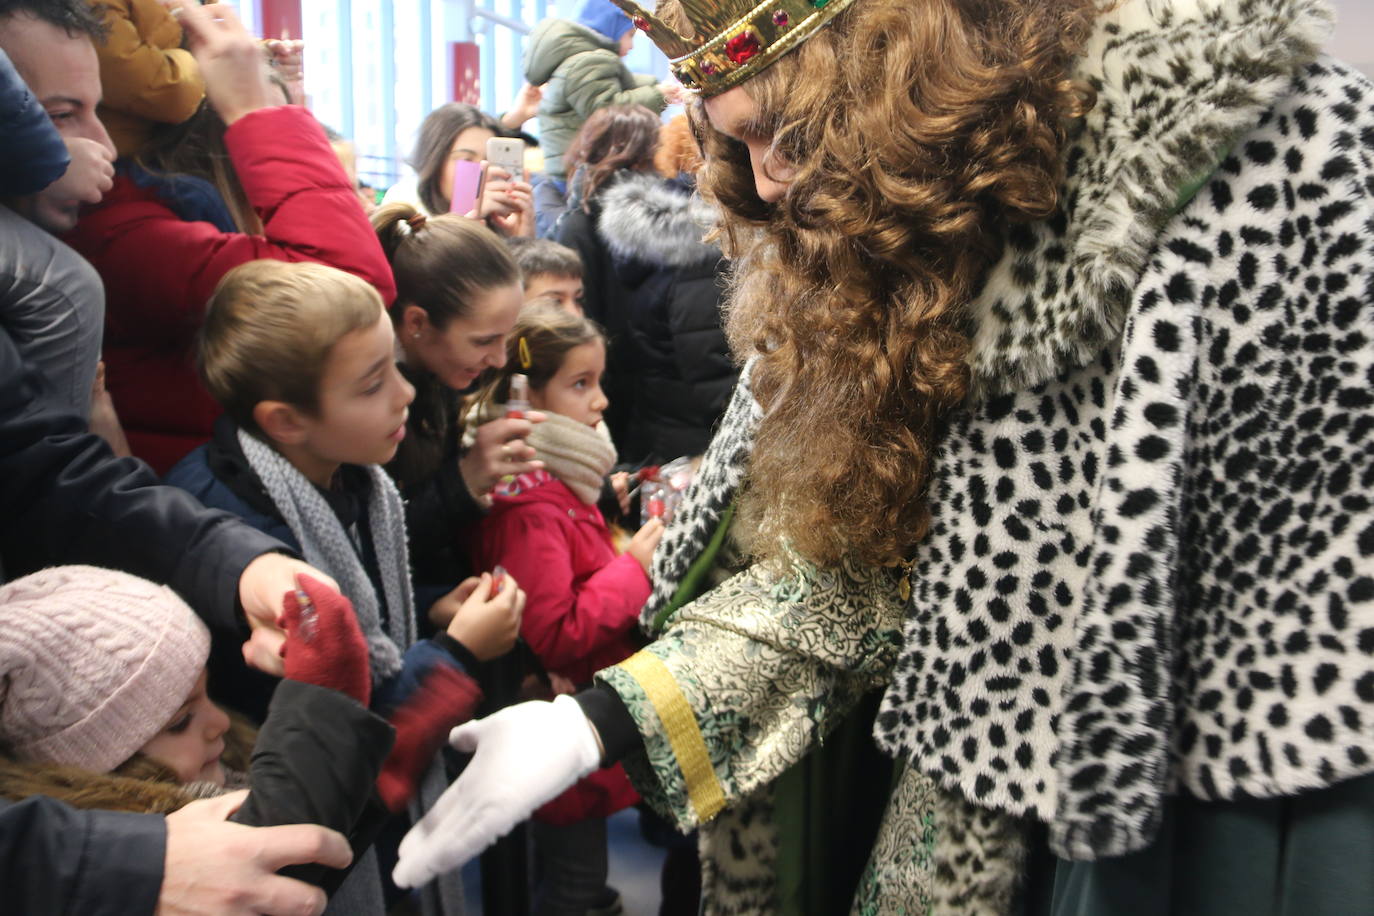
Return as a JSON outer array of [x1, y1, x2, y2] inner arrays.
[[392, 695, 601, 888]]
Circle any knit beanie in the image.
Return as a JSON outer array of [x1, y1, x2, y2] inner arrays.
[[577, 0, 633, 42], [0, 566, 211, 773]]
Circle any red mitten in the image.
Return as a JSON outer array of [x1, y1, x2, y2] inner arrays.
[[280, 574, 371, 708], [376, 664, 483, 811]]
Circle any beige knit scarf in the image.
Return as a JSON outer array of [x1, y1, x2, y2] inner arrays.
[[526, 412, 617, 504]]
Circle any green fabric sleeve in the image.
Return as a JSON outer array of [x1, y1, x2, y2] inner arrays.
[[596, 556, 906, 832]]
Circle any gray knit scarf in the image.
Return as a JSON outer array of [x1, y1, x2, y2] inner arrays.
[[237, 429, 415, 682]]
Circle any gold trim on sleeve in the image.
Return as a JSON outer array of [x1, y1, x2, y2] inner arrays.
[[617, 650, 727, 822]]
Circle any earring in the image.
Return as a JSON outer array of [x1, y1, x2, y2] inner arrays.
[[413, 332, 421, 339]]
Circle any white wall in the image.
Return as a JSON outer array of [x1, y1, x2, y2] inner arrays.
[[1326, 0, 1373, 77]]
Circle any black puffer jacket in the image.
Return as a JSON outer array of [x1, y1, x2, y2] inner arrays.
[[594, 172, 736, 463], [0, 308, 286, 639]]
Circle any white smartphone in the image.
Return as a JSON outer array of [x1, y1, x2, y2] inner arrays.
[[485, 136, 525, 182]]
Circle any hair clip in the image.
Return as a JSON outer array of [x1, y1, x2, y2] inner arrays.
[[518, 336, 532, 369], [407, 212, 428, 232]]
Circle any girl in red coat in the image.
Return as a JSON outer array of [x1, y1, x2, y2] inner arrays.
[[468, 304, 664, 916], [63, 2, 395, 473]]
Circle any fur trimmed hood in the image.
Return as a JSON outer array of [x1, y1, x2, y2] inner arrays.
[[0, 755, 211, 814], [0, 716, 254, 814], [596, 172, 721, 269], [966, 0, 1333, 397]]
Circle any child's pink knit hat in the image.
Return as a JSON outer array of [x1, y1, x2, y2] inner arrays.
[[0, 566, 210, 772]]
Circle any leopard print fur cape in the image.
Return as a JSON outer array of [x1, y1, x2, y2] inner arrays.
[[642, 0, 1373, 872], [875, 0, 1374, 864]]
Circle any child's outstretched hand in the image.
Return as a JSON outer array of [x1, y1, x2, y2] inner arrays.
[[426, 576, 479, 629], [442, 572, 525, 661], [280, 573, 371, 707], [609, 471, 631, 517], [627, 517, 665, 574]]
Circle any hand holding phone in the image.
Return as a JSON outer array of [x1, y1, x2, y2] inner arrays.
[[479, 137, 535, 236], [485, 137, 525, 182]]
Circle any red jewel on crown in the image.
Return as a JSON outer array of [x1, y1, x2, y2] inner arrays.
[[772, 9, 789, 26], [700, 59, 720, 75], [633, 15, 650, 31], [725, 30, 761, 64]]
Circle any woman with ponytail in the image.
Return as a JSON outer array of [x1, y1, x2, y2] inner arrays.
[[372, 202, 533, 611]]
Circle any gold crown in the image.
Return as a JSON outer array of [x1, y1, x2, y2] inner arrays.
[[609, 0, 859, 97]]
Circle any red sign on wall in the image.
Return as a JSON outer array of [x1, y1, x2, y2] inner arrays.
[[451, 41, 480, 104], [256, 0, 303, 39]]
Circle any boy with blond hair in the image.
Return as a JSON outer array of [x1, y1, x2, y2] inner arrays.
[[169, 258, 524, 715], [166, 257, 527, 912]]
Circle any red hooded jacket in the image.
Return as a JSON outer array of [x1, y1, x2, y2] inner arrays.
[[475, 469, 647, 825], [476, 469, 648, 685], [64, 105, 396, 474]]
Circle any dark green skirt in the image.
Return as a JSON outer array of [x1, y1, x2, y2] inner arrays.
[[773, 691, 896, 916], [1018, 772, 1374, 916]]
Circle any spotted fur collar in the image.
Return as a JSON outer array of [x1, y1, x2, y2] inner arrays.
[[966, 0, 1333, 398]]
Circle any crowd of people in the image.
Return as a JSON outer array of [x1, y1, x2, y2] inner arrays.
[[0, 0, 720, 911], [1, 0, 1371, 913]]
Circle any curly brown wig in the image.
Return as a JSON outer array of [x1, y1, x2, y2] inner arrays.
[[669, 0, 1098, 568]]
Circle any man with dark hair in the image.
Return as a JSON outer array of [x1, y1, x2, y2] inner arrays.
[[0, 0, 113, 413], [0, 0, 105, 38], [0, 0, 113, 234], [0, 2, 361, 912]]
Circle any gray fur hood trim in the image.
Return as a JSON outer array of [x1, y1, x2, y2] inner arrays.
[[596, 172, 721, 268], [966, 0, 1333, 398]]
